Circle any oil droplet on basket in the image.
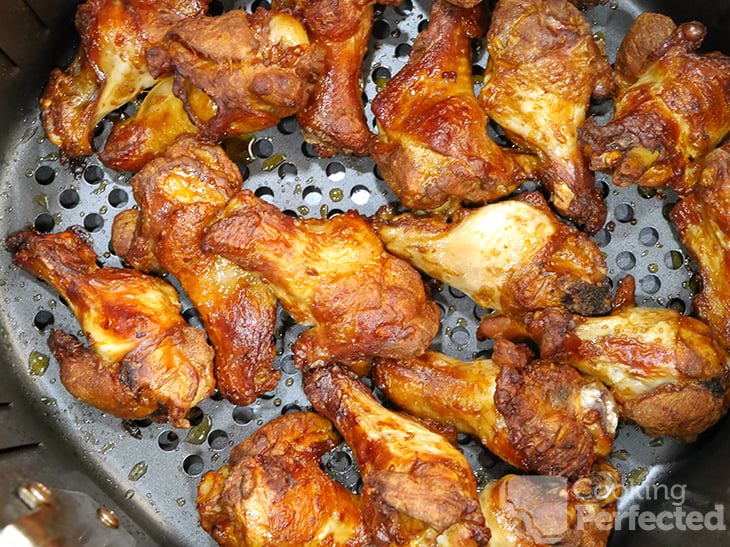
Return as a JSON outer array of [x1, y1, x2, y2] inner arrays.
[[274, 398, 282, 407], [610, 449, 629, 461], [185, 414, 212, 445], [262, 153, 286, 172], [649, 437, 664, 447], [34, 194, 49, 211], [285, 377, 294, 387], [32, 294, 42, 302], [176, 498, 186, 507], [648, 263, 659, 273], [124, 489, 135, 500], [626, 467, 649, 488], [99, 205, 108, 215], [48, 299, 56, 309], [28, 351, 50, 376], [40, 396, 56, 406], [100, 442, 115, 454], [456, 318, 467, 328], [128, 461, 148, 481], [297, 205, 309, 216], [320, 204, 329, 218], [329, 188, 343, 202]]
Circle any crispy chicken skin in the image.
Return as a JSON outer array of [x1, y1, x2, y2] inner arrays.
[[272, 0, 398, 156], [201, 190, 440, 373], [525, 278, 730, 440], [672, 141, 730, 348], [5, 228, 214, 427], [370, 0, 538, 212], [100, 9, 323, 172], [304, 366, 490, 546], [197, 412, 368, 546], [580, 22, 730, 194], [373, 191, 611, 319], [40, 0, 209, 158], [111, 137, 279, 406], [480, 460, 620, 547], [478, 0, 613, 233], [373, 343, 617, 477]]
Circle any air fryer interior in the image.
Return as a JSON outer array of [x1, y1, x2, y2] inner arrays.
[[0, 0, 729, 545]]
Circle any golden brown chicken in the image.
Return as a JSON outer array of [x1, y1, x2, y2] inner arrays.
[[99, 8, 324, 172], [271, 0, 398, 156], [373, 191, 611, 320], [522, 278, 730, 440], [5, 228, 215, 427], [373, 341, 617, 477], [304, 366, 490, 546], [111, 137, 279, 406], [480, 460, 620, 547], [370, 0, 538, 212], [198, 412, 368, 546], [672, 141, 730, 348], [201, 190, 440, 373], [40, 0, 209, 159], [478, 0, 613, 233], [580, 21, 730, 194]]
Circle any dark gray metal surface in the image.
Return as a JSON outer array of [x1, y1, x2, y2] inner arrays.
[[0, 0, 728, 545]]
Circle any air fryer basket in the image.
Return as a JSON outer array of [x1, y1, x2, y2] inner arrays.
[[1, 0, 729, 545]]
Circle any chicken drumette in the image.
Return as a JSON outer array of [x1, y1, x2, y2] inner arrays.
[[373, 191, 611, 320], [520, 277, 730, 440], [201, 190, 439, 373], [41, 0, 209, 158], [198, 412, 368, 546], [373, 341, 617, 477], [111, 137, 279, 406], [580, 21, 730, 194], [100, 8, 324, 172], [305, 366, 490, 546], [370, 0, 537, 212], [5, 228, 214, 427], [478, 0, 613, 233]]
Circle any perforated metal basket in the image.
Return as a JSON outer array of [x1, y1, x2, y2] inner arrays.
[[1, 0, 729, 545]]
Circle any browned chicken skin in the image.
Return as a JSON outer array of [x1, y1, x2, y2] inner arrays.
[[523, 278, 730, 440], [480, 460, 620, 547], [272, 0, 399, 156], [40, 0, 209, 158], [373, 191, 611, 320], [111, 137, 279, 406], [304, 366, 490, 546], [201, 190, 440, 373], [373, 342, 617, 477], [371, 0, 538, 212], [478, 0, 613, 233], [580, 21, 730, 194], [198, 412, 368, 546], [101, 8, 324, 172], [5, 228, 215, 427], [672, 141, 730, 348]]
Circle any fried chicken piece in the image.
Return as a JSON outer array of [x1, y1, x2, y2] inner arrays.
[[478, 0, 613, 233], [370, 0, 538, 212], [614, 13, 677, 93], [480, 460, 620, 547], [580, 22, 730, 194], [672, 141, 730, 348], [201, 190, 439, 373], [40, 0, 209, 158], [524, 278, 730, 440], [373, 342, 617, 477], [198, 412, 368, 546], [373, 191, 611, 320], [305, 366, 490, 546], [5, 228, 214, 427], [111, 137, 279, 406]]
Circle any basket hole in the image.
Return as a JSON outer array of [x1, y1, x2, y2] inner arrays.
[[83, 165, 104, 184], [33, 310, 54, 331], [326, 162, 346, 182], [350, 185, 371, 205], [327, 450, 353, 473], [638, 227, 658, 246], [238, 164, 250, 181], [84, 213, 104, 232], [277, 116, 298, 135], [417, 19, 429, 32], [614, 203, 634, 223], [208, 0, 223, 15], [59, 188, 79, 209], [449, 326, 470, 347], [279, 355, 298, 374], [186, 406, 204, 426], [232, 406, 255, 425], [395, 0, 413, 14], [372, 67, 392, 82], [395, 43, 412, 58], [255, 187, 275, 203], [664, 250, 684, 270], [34, 213, 54, 233], [373, 165, 384, 180], [278, 162, 297, 179], [639, 275, 661, 294], [667, 298, 686, 314], [281, 403, 301, 415], [301, 141, 318, 158], [303, 186, 322, 205], [207, 430, 229, 451], [252, 139, 273, 159], [250, 0, 270, 10], [616, 251, 636, 271], [594, 228, 611, 248], [35, 165, 55, 185], [182, 454, 204, 476], [108, 188, 128, 208], [373, 19, 391, 40], [158, 430, 179, 451]]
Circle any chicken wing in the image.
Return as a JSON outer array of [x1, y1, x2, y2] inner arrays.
[[524, 278, 730, 440], [304, 366, 490, 546], [40, 0, 209, 158], [111, 137, 279, 406], [198, 412, 368, 546], [373, 191, 611, 319], [370, 0, 538, 212], [672, 141, 730, 348], [373, 342, 617, 477], [480, 460, 620, 547], [5, 228, 215, 427], [580, 22, 730, 194], [201, 190, 440, 373], [478, 0, 613, 233]]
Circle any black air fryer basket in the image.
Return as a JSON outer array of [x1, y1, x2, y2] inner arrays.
[[1, 0, 729, 545]]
